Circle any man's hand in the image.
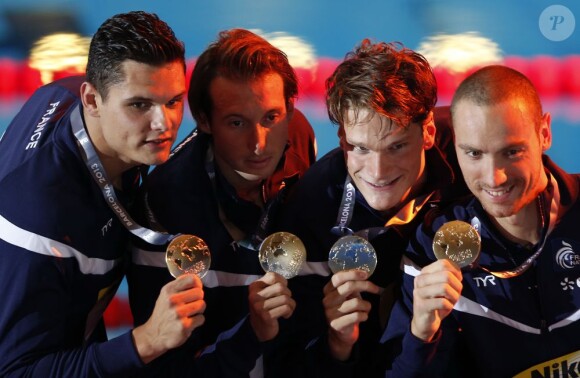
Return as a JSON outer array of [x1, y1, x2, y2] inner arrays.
[[133, 273, 206, 364], [323, 270, 380, 361], [411, 259, 462, 342], [248, 272, 296, 342]]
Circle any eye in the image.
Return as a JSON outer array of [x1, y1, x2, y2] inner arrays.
[[506, 148, 524, 158], [465, 150, 481, 158], [263, 113, 281, 127], [389, 142, 406, 151], [229, 119, 244, 128], [352, 145, 369, 153], [167, 98, 183, 108], [130, 102, 151, 110]]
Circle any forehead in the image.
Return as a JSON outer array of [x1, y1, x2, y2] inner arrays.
[[344, 108, 416, 140], [108, 60, 185, 98], [453, 100, 536, 142], [208, 73, 286, 113]]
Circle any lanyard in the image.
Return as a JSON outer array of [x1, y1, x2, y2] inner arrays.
[[330, 175, 357, 236], [471, 174, 559, 279], [70, 105, 173, 246], [331, 174, 434, 240]]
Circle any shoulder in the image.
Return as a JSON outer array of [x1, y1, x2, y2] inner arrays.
[[1, 153, 94, 238], [277, 149, 345, 230], [148, 130, 206, 188], [288, 148, 345, 200], [140, 131, 210, 224], [289, 108, 315, 141]]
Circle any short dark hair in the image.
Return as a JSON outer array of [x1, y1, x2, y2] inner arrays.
[[188, 28, 298, 125], [450, 65, 543, 130], [86, 11, 185, 100], [326, 39, 437, 129]]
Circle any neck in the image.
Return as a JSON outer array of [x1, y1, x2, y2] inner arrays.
[[99, 155, 126, 190], [381, 170, 427, 218], [237, 185, 264, 207], [492, 200, 541, 246], [84, 112, 130, 190], [213, 155, 264, 208]]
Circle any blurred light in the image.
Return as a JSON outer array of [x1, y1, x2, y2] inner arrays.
[[253, 29, 317, 70], [417, 32, 503, 73], [29, 33, 90, 84], [252, 30, 318, 95]]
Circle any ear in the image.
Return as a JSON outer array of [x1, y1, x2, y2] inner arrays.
[[197, 114, 212, 134], [539, 112, 552, 151], [422, 111, 436, 150], [337, 125, 348, 150], [80, 82, 100, 117]]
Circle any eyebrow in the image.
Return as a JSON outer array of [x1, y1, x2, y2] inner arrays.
[[124, 96, 151, 102], [125, 92, 185, 103]]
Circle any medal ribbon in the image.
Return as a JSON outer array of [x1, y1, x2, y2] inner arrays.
[[330, 175, 356, 236], [70, 105, 174, 246], [471, 174, 559, 279]]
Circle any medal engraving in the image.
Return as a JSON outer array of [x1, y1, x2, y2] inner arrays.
[[432, 220, 481, 268], [328, 235, 377, 275], [166, 234, 211, 278], [259, 232, 306, 279]]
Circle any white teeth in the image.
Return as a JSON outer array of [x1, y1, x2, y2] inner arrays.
[[485, 187, 511, 197], [371, 177, 397, 187]]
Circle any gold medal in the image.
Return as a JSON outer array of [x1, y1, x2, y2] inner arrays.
[[166, 234, 211, 278], [432, 220, 481, 268], [259, 232, 306, 279]]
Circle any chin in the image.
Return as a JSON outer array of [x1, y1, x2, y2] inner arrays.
[[482, 204, 517, 219], [145, 155, 169, 166], [367, 198, 398, 213]]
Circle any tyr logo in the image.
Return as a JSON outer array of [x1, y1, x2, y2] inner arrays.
[[473, 275, 496, 287], [101, 218, 113, 236]]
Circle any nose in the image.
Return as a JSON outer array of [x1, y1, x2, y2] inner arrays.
[[151, 106, 169, 132], [251, 124, 268, 155], [484, 158, 508, 187], [368, 152, 390, 179]]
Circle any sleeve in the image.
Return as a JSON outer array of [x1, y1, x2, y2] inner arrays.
[[134, 316, 265, 377], [128, 236, 171, 327], [0, 241, 143, 377]]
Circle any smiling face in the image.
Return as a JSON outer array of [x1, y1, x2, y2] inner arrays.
[[453, 99, 551, 220], [341, 108, 435, 213], [82, 60, 186, 178], [200, 73, 291, 192]]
